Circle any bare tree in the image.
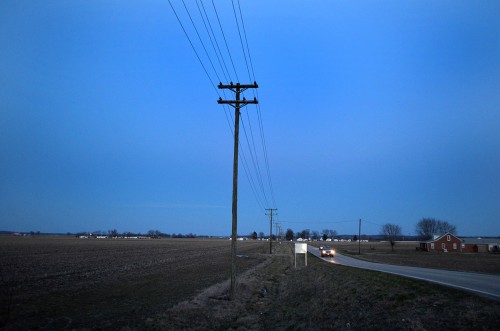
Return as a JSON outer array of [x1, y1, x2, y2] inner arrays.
[[299, 229, 311, 240], [285, 228, 294, 241], [415, 218, 457, 240], [381, 223, 402, 251], [321, 229, 337, 240]]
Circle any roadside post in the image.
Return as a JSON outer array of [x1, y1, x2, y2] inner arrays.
[[294, 242, 308, 268]]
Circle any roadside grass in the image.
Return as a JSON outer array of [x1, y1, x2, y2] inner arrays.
[[149, 242, 500, 330], [262, 252, 500, 330]]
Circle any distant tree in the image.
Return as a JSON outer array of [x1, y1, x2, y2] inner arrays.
[[415, 218, 457, 240], [285, 228, 294, 241], [311, 231, 320, 240], [108, 229, 119, 238], [299, 229, 310, 240], [259, 232, 265, 240], [381, 223, 402, 251], [251, 231, 258, 240], [147, 230, 162, 239], [322, 233, 328, 241], [353, 235, 358, 242]]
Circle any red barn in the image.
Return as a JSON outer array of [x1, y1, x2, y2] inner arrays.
[[419, 232, 461, 252]]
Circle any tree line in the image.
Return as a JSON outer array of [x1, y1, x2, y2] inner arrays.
[[381, 217, 457, 251]]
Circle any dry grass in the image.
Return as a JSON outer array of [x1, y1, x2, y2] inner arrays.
[[149, 242, 500, 331]]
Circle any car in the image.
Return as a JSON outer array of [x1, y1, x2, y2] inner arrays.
[[319, 245, 335, 257]]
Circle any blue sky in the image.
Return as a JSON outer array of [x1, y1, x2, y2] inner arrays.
[[1, 1, 499, 237]]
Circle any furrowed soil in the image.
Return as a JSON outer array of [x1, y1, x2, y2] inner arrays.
[[1, 237, 500, 330], [0, 236, 266, 330]]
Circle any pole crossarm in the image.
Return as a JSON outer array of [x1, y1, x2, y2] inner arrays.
[[217, 97, 258, 107], [218, 81, 259, 92]]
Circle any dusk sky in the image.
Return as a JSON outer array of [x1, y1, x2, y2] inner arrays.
[[1, 1, 499, 237]]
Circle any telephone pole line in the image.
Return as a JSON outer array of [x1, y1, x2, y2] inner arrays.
[[265, 208, 278, 254], [218, 82, 258, 299]]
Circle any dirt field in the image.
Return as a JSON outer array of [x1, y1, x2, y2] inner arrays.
[[0, 236, 266, 330], [1, 237, 500, 330]]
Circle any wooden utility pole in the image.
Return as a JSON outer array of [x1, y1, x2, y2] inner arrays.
[[265, 208, 277, 254], [358, 219, 362, 255], [217, 82, 258, 299]]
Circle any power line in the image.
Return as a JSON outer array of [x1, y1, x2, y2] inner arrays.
[[240, 113, 269, 207], [181, 0, 223, 84], [211, 0, 239, 81], [231, 0, 252, 82], [197, 0, 232, 83], [237, 0, 256, 81], [167, 0, 220, 96], [169, 1, 277, 214], [232, 0, 278, 209], [279, 220, 360, 225]]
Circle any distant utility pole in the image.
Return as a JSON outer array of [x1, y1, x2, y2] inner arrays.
[[217, 82, 258, 299], [358, 219, 362, 255], [266, 208, 278, 254]]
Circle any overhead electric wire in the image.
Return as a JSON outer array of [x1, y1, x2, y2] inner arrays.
[[182, 0, 226, 86], [240, 114, 270, 207], [279, 220, 360, 225], [211, 0, 239, 82], [167, 0, 219, 96], [169, 0, 276, 214], [231, 3, 270, 210], [231, 0, 276, 211], [234, 0, 278, 209], [237, 0, 256, 82], [231, 0, 252, 83], [197, 0, 232, 83], [171, 0, 239, 159]]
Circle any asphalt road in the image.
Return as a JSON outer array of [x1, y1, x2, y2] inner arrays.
[[308, 245, 500, 301]]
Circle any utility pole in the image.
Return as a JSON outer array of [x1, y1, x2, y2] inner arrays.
[[265, 208, 277, 254], [217, 82, 258, 299], [358, 219, 362, 255]]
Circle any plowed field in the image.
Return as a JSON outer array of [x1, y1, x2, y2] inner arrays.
[[0, 236, 267, 330]]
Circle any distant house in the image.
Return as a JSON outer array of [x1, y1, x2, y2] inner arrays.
[[460, 237, 500, 253], [418, 232, 461, 252]]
